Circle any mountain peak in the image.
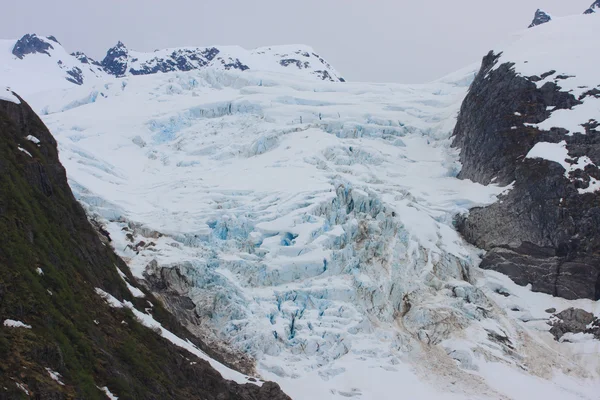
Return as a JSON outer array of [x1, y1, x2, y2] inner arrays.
[[102, 41, 129, 77], [12, 33, 55, 59], [528, 9, 552, 28], [584, 0, 600, 14], [46, 35, 60, 44]]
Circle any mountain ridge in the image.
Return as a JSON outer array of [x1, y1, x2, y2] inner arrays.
[[2, 33, 344, 95]]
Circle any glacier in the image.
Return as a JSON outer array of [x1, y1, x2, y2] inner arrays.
[[13, 24, 600, 400]]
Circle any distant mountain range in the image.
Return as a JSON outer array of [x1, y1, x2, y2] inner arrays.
[[1, 33, 344, 95]]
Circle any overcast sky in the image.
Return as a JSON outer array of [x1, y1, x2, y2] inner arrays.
[[1, 0, 592, 83]]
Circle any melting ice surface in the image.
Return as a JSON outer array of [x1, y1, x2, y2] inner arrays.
[[32, 66, 600, 399]]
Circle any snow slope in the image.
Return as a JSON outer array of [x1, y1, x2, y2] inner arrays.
[[7, 14, 600, 400], [0, 35, 106, 95]]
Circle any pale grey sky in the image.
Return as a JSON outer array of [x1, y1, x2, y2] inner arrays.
[[1, 0, 592, 83]]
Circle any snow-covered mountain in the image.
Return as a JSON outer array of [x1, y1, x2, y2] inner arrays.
[[0, 33, 344, 95], [3, 11, 600, 400]]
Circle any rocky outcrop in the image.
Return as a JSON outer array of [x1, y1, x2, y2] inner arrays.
[[529, 9, 552, 28], [71, 51, 100, 66], [549, 308, 600, 341], [452, 52, 600, 300], [584, 0, 600, 14], [12, 33, 54, 59], [130, 47, 220, 75], [143, 260, 258, 376], [0, 93, 290, 399], [101, 41, 129, 77]]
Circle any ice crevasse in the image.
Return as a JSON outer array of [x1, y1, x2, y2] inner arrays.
[[30, 63, 600, 399]]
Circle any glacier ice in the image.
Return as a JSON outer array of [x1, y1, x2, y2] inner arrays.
[[28, 63, 600, 399]]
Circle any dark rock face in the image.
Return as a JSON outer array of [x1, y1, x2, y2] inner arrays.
[[280, 59, 310, 69], [71, 51, 100, 66], [0, 94, 290, 399], [65, 66, 84, 85], [453, 52, 600, 300], [129, 47, 221, 75], [584, 0, 600, 14], [100, 43, 252, 76], [101, 41, 129, 76], [452, 51, 581, 186], [549, 308, 600, 341], [221, 58, 250, 71], [12, 33, 54, 59], [529, 9, 552, 28]]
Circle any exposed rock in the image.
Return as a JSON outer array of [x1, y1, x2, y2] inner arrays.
[[129, 47, 220, 75], [453, 51, 600, 300], [221, 58, 250, 71], [452, 51, 581, 186], [0, 93, 290, 399], [584, 0, 600, 14], [143, 260, 257, 376], [529, 9, 552, 28], [71, 51, 100, 66], [12, 33, 54, 59], [280, 59, 310, 69], [102, 41, 129, 76], [549, 308, 600, 340], [65, 66, 84, 85]]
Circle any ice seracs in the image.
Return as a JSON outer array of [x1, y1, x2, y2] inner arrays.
[[10, 12, 600, 399]]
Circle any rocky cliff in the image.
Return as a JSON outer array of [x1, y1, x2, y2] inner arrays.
[[584, 0, 600, 14], [528, 9, 552, 28], [0, 92, 289, 399], [452, 43, 600, 300]]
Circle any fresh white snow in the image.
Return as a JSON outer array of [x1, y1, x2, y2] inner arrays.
[[492, 15, 600, 136], [1, 87, 20, 103], [99, 386, 118, 400], [46, 368, 65, 386], [115, 267, 145, 298], [15, 382, 29, 395], [26, 135, 40, 144], [526, 141, 599, 194], [3, 319, 32, 329], [17, 147, 32, 157]]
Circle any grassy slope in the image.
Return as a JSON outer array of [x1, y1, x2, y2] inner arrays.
[[0, 96, 288, 400]]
